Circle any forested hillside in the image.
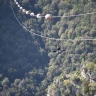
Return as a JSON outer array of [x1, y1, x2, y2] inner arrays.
[[0, 0, 96, 96]]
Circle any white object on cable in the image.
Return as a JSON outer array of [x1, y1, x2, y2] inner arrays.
[[36, 14, 41, 18], [45, 14, 51, 20], [22, 9, 26, 13], [17, 4, 20, 8], [30, 12, 35, 16], [14, 0, 17, 2], [20, 7, 23, 10], [26, 11, 29, 14], [16, 2, 18, 5]]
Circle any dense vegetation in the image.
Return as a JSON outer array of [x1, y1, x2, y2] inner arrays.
[[0, 0, 96, 96]]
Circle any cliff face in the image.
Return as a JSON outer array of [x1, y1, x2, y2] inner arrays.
[[47, 62, 96, 96]]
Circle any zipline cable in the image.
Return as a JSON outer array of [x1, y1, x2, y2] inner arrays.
[[14, 0, 96, 19], [52, 12, 96, 18], [10, 1, 96, 41]]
